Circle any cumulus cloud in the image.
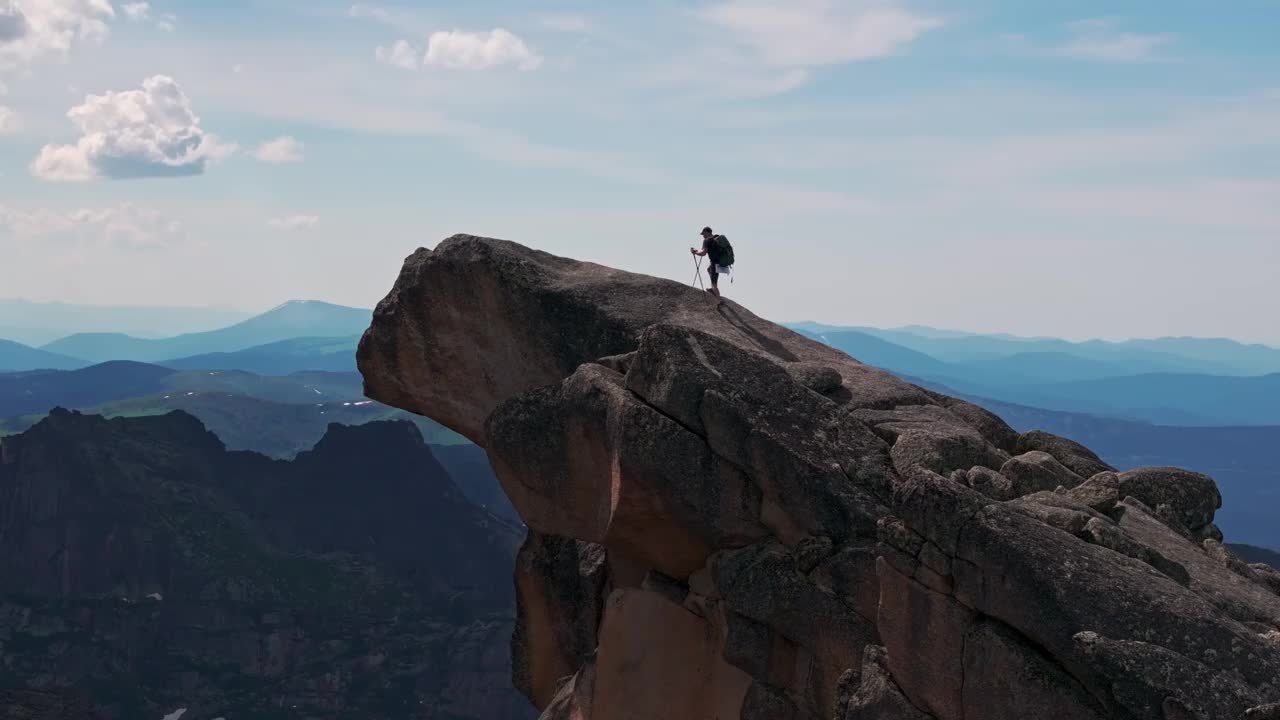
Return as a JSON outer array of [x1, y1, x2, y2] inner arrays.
[[375, 39, 419, 69], [1057, 18, 1173, 62], [0, 202, 184, 250], [31, 75, 231, 182], [702, 0, 942, 67], [0, 0, 115, 71], [424, 29, 542, 70], [253, 135, 304, 164], [268, 214, 319, 230]]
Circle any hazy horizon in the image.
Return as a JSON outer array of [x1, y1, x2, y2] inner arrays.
[[3, 294, 1279, 350], [2, 2, 1277, 345]]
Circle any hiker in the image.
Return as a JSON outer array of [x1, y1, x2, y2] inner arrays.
[[690, 226, 734, 299]]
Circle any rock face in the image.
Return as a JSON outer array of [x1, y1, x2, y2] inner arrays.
[[0, 409, 533, 720], [359, 235, 1280, 720]]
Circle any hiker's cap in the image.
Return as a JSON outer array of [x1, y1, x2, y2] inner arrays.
[[701, 226, 713, 235]]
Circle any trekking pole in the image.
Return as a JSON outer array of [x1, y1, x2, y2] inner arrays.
[[692, 255, 706, 289]]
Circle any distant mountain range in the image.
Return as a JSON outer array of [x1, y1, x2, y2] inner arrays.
[[0, 338, 87, 372], [0, 362, 466, 450], [0, 298, 253, 346], [790, 323, 1280, 376], [1230, 544, 1280, 570], [793, 325, 1280, 426], [3, 311, 1276, 555], [0, 362, 365, 418], [163, 335, 360, 374], [40, 300, 371, 364]]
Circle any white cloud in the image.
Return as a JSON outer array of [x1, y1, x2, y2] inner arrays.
[[253, 135, 304, 164], [375, 39, 418, 69], [202, 134, 239, 161], [121, 1, 148, 20], [119, 2, 175, 30], [0, 202, 184, 250], [702, 0, 942, 67], [0, 104, 16, 133], [0, 0, 115, 71], [268, 214, 319, 230], [424, 29, 542, 71], [31, 75, 227, 182], [1056, 19, 1173, 62]]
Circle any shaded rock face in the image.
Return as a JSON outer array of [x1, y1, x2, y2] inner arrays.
[[360, 235, 1280, 720], [0, 409, 533, 720]]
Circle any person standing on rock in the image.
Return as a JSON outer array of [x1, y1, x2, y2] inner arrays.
[[690, 226, 734, 300]]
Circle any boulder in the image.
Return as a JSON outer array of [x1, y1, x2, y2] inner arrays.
[[358, 235, 930, 445], [1016, 430, 1115, 479], [1115, 467, 1222, 535], [999, 451, 1085, 496], [925, 392, 1021, 454], [965, 466, 1017, 501], [359, 236, 1280, 720], [1066, 471, 1123, 513]]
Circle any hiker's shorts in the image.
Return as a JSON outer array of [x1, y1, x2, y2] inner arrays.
[[708, 264, 731, 283]]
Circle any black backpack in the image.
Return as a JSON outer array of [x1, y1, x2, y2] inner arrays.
[[707, 235, 735, 267]]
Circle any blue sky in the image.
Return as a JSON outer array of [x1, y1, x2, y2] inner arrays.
[[1, 0, 1277, 343]]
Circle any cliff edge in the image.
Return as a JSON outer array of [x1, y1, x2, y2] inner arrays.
[[359, 235, 1280, 720]]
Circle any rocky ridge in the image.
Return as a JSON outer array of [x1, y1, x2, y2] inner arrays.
[[0, 409, 531, 720], [360, 235, 1280, 720]]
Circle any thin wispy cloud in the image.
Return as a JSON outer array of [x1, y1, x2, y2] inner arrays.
[[0, 104, 16, 134], [1056, 18, 1173, 62], [701, 0, 942, 67], [375, 39, 419, 69], [32, 75, 235, 182], [0, 202, 185, 250], [253, 135, 304, 164], [348, 3, 390, 24], [268, 214, 319, 230], [121, 2, 149, 21]]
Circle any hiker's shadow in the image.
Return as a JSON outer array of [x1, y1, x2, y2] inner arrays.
[[717, 303, 798, 362]]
